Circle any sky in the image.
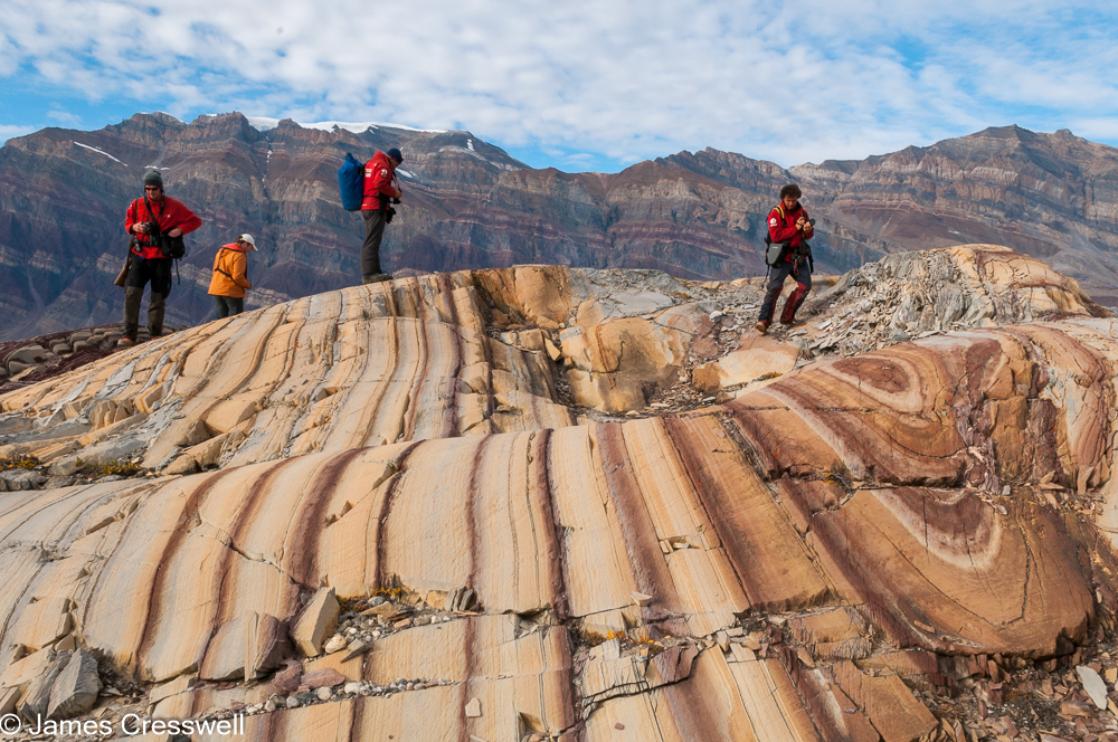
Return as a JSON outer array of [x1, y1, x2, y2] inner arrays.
[[1, 1, 1116, 173]]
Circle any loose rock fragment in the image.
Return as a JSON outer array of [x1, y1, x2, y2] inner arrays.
[[17, 650, 70, 720], [46, 649, 101, 719], [301, 668, 346, 690], [0, 686, 18, 715], [246, 613, 292, 681], [323, 634, 347, 654], [1077, 665, 1109, 710], [292, 588, 340, 657]]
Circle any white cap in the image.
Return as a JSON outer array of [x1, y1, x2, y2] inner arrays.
[[238, 233, 257, 251]]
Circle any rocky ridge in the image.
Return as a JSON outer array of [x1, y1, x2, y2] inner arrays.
[[3, 114, 1118, 340], [1, 245, 1118, 739]]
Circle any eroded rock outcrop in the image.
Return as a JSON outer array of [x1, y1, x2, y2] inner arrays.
[[1, 245, 1118, 740]]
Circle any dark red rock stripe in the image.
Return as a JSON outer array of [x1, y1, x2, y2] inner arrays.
[[134, 469, 235, 676], [594, 422, 684, 629], [288, 448, 371, 588], [372, 442, 423, 590]]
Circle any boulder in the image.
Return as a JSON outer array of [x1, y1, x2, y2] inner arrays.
[[4, 345, 48, 365], [46, 649, 101, 719]]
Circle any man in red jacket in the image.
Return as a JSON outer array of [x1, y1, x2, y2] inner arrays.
[[121, 170, 202, 345], [755, 183, 815, 334], [360, 147, 403, 284]]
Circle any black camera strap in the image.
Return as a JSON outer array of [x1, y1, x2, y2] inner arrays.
[[142, 194, 165, 247]]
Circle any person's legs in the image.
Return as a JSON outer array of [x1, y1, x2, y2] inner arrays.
[[214, 295, 231, 318], [779, 262, 813, 324], [757, 263, 792, 327], [122, 258, 151, 342], [148, 291, 166, 335], [148, 259, 173, 336], [361, 209, 387, 281], [229, 297, 244, 315]]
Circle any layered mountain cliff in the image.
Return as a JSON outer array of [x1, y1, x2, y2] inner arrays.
[[792, 126, 1118, 304], [2, 246, 1118, 739], [2, 113, 1117, 339]]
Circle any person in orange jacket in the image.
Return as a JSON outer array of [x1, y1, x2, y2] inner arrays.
[[208, 233, 256, 317], [360, 147, 403, 284]]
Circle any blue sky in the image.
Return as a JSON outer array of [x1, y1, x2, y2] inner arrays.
[[1, 1, 1116, 173]]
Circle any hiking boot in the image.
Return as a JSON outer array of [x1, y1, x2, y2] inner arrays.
[[362, 273, 392, 285], [754, 320, 770, 335], [117, 336, 137, 348]]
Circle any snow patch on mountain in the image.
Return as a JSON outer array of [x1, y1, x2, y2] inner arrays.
[[73, 141, 126, 165]]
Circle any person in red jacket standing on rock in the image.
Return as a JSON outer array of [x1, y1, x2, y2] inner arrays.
[[360, 147, 403, 284], [120, 170, 202, 346], [755, 183, 815, 334]]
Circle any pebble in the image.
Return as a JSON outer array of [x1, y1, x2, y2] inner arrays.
[[316, 687, 332, 702], [324, 634, 347, 653], [343, 682, 362, 695]]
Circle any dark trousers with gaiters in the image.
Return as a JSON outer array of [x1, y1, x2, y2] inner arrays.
[[123, 256, 172, 340], [361, 209, 387, 282], [758, 259, 812, 324]]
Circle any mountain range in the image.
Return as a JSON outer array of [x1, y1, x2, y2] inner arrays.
[[1, 112, 1115, 339]]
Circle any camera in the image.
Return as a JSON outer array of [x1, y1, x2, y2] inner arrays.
[[385, 207, 396, 224]]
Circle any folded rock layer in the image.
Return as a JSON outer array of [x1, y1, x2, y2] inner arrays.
[[0, 245, 1117, 740]]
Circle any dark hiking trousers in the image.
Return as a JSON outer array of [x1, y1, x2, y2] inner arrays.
[[361, 209, 388, 280], [758, 259, 812, 324], [213, 295, 244, 318], [123, 256, 172, 339]]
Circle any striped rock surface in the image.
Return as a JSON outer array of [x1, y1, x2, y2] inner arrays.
[[1, 246, 1117, 740]]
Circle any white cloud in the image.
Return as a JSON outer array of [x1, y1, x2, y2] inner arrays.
[[47, 108, 82, 124], [1, 0, 1115, 168], [1068, 118, 1118, 141], [0, 125, 38, 145]]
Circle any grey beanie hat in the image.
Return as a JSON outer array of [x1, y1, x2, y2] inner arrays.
[[143, 170, 164, 189]]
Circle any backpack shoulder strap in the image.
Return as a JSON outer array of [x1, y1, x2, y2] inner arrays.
[[763, 204, 785, 245], [214, 248, 235, 279]]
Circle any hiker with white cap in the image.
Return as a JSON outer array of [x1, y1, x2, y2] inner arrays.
[[208, 233, 257, 317]]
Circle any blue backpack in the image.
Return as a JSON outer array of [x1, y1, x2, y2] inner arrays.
[[337, 153, 364, 211]]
